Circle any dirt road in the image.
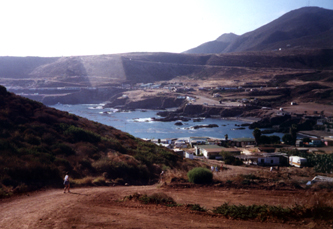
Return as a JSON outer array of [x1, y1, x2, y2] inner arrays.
[[0, 185, 325, 228]]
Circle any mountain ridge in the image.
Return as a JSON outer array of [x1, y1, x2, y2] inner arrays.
[[184, 7, 333, 54]]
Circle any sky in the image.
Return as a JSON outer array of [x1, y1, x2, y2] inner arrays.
[[0, 0, 332, 57]]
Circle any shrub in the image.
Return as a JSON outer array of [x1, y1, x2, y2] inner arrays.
[[126, 192, 176, 206], [188, 204, 206, 212], [52, 143, 76, 156], [64, 125, 101, 143], [0, 85, 7, 96], [282, 134, 293, 145], [92, 176, 106, 186], [269, 135, 281, 144], [224, 156, 243, 165], [72, 177, 93, 186], [92, 157, 150, 182], [187, 167, 213, 184]]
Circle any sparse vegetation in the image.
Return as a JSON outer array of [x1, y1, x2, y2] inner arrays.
[[125, 192, 176, 206]]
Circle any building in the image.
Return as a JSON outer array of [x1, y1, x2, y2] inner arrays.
[[189, 137, 208, 147], [174, 139, 188, 148], [195, 145, 241, 159], [258, 155, 281, 166], [236, 152, 288, 166]]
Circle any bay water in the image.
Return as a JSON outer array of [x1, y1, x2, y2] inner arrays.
[[51, 103, 283, 140]]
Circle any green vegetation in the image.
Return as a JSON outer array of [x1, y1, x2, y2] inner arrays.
[[220, 151, 243, 165], [125, 192, 176, 206], [252, 128, 261, 145], [124, 192, 333, 222], [0, 89, 182, 197], [187, 167, 213, 184], [282, 149, 333, 173], [282, 133, 293, 145], [213, 202, 333, 221], [188, 204, 206, 212]]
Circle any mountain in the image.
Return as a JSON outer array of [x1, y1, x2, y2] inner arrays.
[[185, 33, 239, 54], [184, 7, 333, 54]]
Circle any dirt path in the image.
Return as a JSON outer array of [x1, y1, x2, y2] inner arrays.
[[0, 185, 326, 229]]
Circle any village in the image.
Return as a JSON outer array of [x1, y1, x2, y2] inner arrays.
[[147, 132, 333, 172]]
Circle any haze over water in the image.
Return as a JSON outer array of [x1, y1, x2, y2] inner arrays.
[[51, 104, 284, 140]]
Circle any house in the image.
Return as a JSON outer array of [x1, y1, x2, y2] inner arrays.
[[195, 145, 224, 159], [229, 138, 256, 147], [258, 147, 276, 153], [241, 147, 260, 155], [174, 139, 187, 148], [258, 153, 288, 166], [189, 137, 208, 147], [185, 151, 194, 159], [173, 148, 184, 157], [195, 145, 241, 159]]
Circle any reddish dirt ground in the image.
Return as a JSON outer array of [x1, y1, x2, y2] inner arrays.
[[0, 183, 331, 229]]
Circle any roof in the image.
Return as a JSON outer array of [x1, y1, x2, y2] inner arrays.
[[232, 138, 255, 142], [196, 145, 224, 149], [258, 147, 276, 152], [204, 148, 225, 153]]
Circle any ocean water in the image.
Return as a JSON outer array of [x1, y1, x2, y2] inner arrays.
[[50, 103, 284, 140]]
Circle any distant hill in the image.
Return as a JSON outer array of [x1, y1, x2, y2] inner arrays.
[[185, 33, 238, 54], [1, 49, 333, 92], [184, 7, 333, 54], [0, 85, 182, 197]]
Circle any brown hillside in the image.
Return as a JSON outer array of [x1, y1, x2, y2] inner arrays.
[[186, 7, 333, 54], [0, 85, 182, 197]]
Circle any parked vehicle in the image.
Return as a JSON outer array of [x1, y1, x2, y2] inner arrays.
[[289, 156, 307, 167]]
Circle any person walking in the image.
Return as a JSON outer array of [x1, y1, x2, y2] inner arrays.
[[64, 172, 70, 193], [160, 170, 165, 183]]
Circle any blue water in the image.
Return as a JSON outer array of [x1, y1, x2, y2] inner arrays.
[[50, 103, 284, 140]]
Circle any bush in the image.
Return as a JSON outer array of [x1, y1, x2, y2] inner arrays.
[[187, 167, 213, 184], [64, 125, 101, 143], [188, 204, 206, 212], [0, 85, 7, 96], [92, 157, 150, 182], [269, 135, 281, 144], [282, 134, 293, 145], [52, 143, 76, 156], [224, 156, 243, 165], [126, 192, 176, 206]]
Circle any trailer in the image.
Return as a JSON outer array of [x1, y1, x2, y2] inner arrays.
[[289, 156, 307, 167]]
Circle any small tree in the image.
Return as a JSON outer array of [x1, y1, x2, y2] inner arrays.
[[259, 135, 271, 144], [252, 128, 261, 145], [289, 124, 298, 145], [282, 134, 293, 145], [269, 135, 281, 144]]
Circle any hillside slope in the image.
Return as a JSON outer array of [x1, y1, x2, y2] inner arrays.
[[185, 7, 333, 54], [0, 85, 182, 197]]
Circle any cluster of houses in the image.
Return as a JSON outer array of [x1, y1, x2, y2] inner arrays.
[[146, 136, 315, 167]]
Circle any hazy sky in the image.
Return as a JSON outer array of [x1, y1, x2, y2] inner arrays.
[[1, 0, 332, 57]]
